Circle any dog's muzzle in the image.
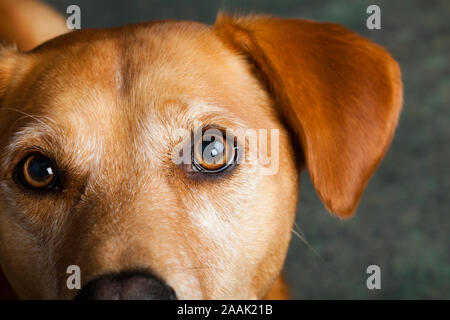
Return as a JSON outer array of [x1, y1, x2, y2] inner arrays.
[[74, 271, 177, 300]]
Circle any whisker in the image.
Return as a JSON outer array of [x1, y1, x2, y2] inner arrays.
[[2, 107, 58, 140], [292, 222, 323, 261], [2, 107, 54, 129]]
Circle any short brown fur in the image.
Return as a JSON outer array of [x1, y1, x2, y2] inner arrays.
[[0, 1, 402, 299]]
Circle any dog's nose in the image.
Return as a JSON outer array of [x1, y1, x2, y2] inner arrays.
[[74, 271, 177, 300]]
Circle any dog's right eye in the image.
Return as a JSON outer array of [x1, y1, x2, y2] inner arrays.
[[17, 153, 58, 190], [192, 128, 237, 174]]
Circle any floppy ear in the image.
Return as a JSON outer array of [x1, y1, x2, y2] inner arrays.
[[214, 15, 403, 217], [0, 0, 68, 51], [0, 46, 17, 99]]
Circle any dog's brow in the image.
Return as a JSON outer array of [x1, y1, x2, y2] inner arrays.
[[2, 120, 98, 174], [184, 101, 246, 128], [137, 100, 247, 138], [0, 126, 58, 175], [1, 99, 246, 179], [6, 124, 58, 152]]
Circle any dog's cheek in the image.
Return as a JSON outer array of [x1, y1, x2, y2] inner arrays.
[[177, 164, 297, 298], [0, 205, 57, 299], [244, 132, 299, 298], [0, 184, 69, 298]]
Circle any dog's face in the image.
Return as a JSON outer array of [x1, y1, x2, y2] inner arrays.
[[0, 16, 402, 299]]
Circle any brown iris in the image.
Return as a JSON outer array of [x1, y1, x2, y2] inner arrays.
[[21, 153, 56, 189], [193, 128, 235, 173]]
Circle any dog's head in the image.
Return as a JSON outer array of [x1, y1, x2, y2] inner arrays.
[[0, 15, 402, 299]]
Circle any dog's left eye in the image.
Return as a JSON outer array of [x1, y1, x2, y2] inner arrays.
[[17, 153, 58, 190]]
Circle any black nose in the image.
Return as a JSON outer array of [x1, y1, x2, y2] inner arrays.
[[74, 271, 177, 300]]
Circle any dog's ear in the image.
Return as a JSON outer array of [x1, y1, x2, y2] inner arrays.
[[0, 0, 68, 51], [0, 46, 17, 100], [215, 15, 403, 217]]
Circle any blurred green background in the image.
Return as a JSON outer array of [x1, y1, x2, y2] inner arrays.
[[44, 0, 450, 299]]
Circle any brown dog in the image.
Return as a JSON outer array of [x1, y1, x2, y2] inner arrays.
[[0, 0, 402, 299]]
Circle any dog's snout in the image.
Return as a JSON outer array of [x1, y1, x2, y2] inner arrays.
[[74, 271, 177, 300]]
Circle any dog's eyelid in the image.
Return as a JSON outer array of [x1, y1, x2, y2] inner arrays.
[[2, 145, 50, 175], [24, 145, 52, 156], [194, 123, 226, 133], [13, 146, 56, 166]]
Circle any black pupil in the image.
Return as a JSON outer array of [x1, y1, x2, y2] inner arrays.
[[28, 155, 53, 181]]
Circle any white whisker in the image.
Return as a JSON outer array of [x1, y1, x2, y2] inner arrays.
[[292, 222, 323, 261]]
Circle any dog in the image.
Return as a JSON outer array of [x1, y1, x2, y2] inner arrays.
[[0, 0, 402, 299]]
